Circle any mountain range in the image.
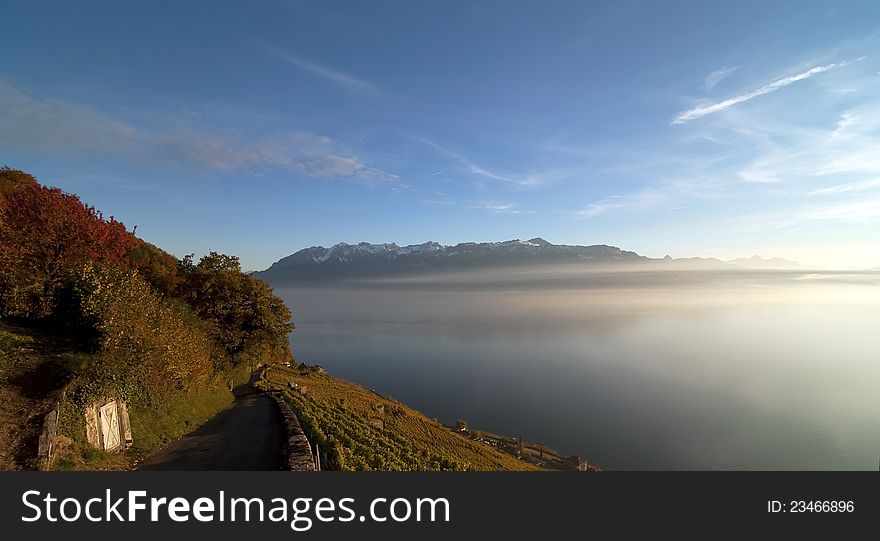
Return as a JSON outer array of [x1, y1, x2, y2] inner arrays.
[[253, 238, 800, 284]]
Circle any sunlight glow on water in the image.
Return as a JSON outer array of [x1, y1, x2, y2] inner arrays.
[[279, 277, 880, 470]]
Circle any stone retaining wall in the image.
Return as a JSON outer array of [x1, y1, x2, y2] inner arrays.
[[267, 391, 315, 471], [37, 409, 58, 467]]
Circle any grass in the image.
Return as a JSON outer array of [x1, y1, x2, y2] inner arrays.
[[50, 382, 237, 470], [0, 327, 34, 372], [259, 365, 543, 471], [128, 382, 236, 455], [51, 366, 252, 470]]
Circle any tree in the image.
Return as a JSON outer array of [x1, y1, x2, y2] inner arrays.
[[177, 252, 294, 366], [0, 168, 138, 318], [125, 241, 182, 297], [0, 166, 38, 197]]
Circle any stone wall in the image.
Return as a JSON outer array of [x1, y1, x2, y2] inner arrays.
[[37, 409, 58, 467], [267, 391, 315, 471]]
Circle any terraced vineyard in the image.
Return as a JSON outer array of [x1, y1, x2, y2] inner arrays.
[[259, 365, 542, 471]]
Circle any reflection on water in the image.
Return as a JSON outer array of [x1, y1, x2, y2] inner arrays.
[[277, 274, 880, 470]]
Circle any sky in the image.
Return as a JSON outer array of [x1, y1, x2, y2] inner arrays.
[[3, 0, 880, 270]]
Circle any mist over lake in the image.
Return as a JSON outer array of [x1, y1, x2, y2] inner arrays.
[[278, 267, 880, 470]]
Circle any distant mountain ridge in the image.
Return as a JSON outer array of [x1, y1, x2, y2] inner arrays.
[[254, 238, 799, 284], [727, 255, 801, 269]]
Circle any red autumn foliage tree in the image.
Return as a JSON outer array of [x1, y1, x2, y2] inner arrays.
[[0, 167, 139, 317]]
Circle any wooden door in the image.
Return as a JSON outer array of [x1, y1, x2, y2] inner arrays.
[[100, 401, 121, 451]]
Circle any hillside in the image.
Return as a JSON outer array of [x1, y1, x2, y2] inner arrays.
[[257, 365, 566, 471], [0, 167, 293, 470]]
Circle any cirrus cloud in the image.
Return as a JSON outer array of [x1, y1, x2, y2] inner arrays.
[[0, 80, 397, 184], [673, 57, 865, 124]]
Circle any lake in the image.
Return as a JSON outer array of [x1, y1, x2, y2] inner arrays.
[[276, 269, 880, 470]]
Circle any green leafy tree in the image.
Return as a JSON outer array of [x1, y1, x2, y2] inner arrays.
[[125, 241, 182, 297], [178, 252, 293, 367]]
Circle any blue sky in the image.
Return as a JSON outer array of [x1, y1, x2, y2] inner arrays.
[[3, 0, 880, 270]]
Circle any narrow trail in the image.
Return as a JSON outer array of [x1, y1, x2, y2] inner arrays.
[[0, 323, 68, 470], [139, 372, 285, 471]]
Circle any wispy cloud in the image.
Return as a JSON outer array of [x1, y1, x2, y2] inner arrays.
[[804, 198, 880, 222], [469, 202, 521, 214], [418, 194, 526, 214], [255, 40, 378, 96], [831, 111, 859, 138], [416, 169, 445, 182], [808, 177, 880, 196], [704, 66, 738, 89], [419, 192, 455, 206], [673, 57, 864, 124], [0, 81, 136, 152], [578, 189, 666, 218], [737, 198, 880, 232], [737, 168, 785, 184], [165, 131, 395, 183], [404, 133, 536, 187], [405, 133, 556, 188], [731, 106, 880, 185], [467, 164, 519, 184], [0, 80, 396, 183]]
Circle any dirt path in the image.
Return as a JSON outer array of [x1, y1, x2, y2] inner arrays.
[[0, 323, 68, 470], [138, 373, 285, 471]]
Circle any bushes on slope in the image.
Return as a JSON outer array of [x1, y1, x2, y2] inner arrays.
[[61, 263, 215, 407]]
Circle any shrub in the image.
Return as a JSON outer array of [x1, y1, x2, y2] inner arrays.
[[62, 263, 214, 406]]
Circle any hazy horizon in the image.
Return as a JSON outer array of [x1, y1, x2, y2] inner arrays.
[[252, 239, 880, 273], [277, 272, 880, 470], [272, 263, 880, 470]]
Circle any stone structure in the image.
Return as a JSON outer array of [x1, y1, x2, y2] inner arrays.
[[37, 409, 58, 466], [85, 398, 132, 451], [267, 391, 316, 471]]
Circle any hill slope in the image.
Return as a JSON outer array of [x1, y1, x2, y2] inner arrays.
[[257, 365, 546, 471], [0, 167, 292, 470]]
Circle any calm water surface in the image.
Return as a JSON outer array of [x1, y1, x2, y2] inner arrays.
[[278, 279, 880, 470]]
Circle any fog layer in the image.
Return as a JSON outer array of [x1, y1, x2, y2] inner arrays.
[[277, 267, 880, 470]]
